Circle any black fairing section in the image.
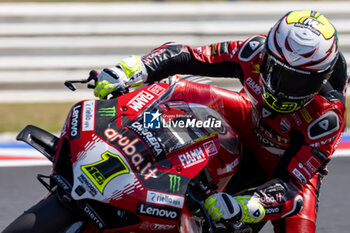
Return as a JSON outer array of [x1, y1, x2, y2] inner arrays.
[[79, 199, 140, 230], [16, 125, 58, 162], [2, 193, 80, 233], [54, 138, 74, 186]]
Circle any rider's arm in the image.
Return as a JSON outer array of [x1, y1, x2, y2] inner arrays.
[[245, 96, 345, 222], [205, 105, 346, 223], [205, 58, 347, 223], [141, 41, 244, 83], [94, 35, 269, 99], [94, 40, 245, 99]]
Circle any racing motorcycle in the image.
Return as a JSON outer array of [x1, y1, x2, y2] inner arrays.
[[3, 72, 249, 233]]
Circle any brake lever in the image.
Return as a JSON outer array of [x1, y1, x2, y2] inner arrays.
[[64, 70, 98, 91], [64, 69, 129, 99]]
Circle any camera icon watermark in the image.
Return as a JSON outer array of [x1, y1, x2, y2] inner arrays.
[[143, 110, 162, 129]]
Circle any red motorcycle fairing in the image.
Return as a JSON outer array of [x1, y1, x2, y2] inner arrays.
[[56, 83, 241, 232]]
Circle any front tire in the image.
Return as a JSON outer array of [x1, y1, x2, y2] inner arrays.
[[3, 192, 81, 233]]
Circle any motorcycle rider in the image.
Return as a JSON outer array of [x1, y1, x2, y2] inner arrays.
[[93, 11, 347, 232]]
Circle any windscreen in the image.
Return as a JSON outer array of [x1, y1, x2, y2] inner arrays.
[[126, 90, 238, 161]]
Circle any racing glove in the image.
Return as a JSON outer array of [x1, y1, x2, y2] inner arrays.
[[204, 193, 265, 223], [94, 55, 148, 99]]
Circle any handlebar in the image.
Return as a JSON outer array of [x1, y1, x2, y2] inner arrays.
[[64, 70, 98, 91], [64, 70, 129, 99]]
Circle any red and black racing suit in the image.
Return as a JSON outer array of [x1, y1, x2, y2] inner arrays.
[[139, 35, 348, 232]]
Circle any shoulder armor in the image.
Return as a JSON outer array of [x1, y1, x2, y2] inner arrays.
[[238, 36, 265, 62], [307, 111, 339, 140]]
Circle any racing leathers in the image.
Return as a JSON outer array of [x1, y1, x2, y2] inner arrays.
[[135, 35, 347, 232]]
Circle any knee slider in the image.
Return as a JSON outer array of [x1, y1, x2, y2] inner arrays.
[[282, 195, 304, 218]]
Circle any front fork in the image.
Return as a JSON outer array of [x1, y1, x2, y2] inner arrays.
[[185, 175, 258, 233], [185, 182, 234, 233]]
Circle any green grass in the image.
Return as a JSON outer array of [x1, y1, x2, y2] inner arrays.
[[1, 100, 349, 133], [0, 102, 74, 133]]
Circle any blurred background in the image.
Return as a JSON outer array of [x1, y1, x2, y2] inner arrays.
[[0, 0, 349, 134], [0, 1, 349, 232]]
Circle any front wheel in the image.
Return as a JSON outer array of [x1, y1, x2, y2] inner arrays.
[[3, 192, 82, 233]]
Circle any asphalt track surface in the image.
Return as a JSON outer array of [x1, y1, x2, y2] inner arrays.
[[0, 157, 349, 233]]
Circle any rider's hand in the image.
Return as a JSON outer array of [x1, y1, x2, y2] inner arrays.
[[204, 193, 265, 223], [94, 55, 148, 99], [94, 67, 126, 99]]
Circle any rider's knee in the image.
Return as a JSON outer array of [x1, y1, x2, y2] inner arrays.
[[282, 195, 304, 218]]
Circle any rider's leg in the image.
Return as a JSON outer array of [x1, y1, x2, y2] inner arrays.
[[271, 174, 323, 233], [225, 147, 267, 194]]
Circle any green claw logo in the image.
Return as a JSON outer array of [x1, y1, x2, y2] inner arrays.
[[97, 106, 116, 117], [169, 174, 181, 193]]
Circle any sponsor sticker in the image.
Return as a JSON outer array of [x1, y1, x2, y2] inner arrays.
[[137, 202, 181, 221], [245, 77, 262, 95], [203, 140, 218, 157], [178, 146, 207, 168], [104, 128, 158, 180], [127, 90, 155, 112], [70, 103, 82, 139], [129, 121, 163, 156], [81, 151, 130, 194], [265, 206, 283, 215], [148, 84, 166, 96], [97, 106, 116, 117], [168, 174, 181, 193], [280, 118, 291, 133], [146, 190, 184, 209], [305, 157, 321, 174], [83, 204, 105, 229], [82, 100, 95, 131], [139, 221, 176, 231], [300, 108, 312, 123], [292, 168, 307, 184], [77, 174, 98, 197]]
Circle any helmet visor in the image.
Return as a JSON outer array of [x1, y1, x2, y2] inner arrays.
[[262, 54, 331, 100]]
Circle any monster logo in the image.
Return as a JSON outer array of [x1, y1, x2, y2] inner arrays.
[[168, 174, 181, 193], [97, 106, 116, 117]]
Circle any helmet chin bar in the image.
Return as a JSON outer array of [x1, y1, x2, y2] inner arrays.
[[263, 91, 298, 114], [262, 84, 316, 114]]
